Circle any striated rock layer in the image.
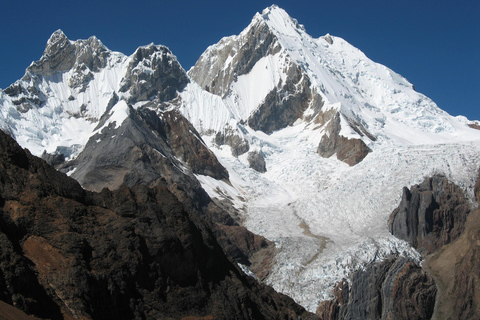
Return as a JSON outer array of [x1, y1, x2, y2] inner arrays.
[[0, 129, 317, 320], [388, 174, 471, 255], [317, 256, 436, 320]]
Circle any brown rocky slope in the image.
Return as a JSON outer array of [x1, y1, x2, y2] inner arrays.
[[0, 129, 317, 320]]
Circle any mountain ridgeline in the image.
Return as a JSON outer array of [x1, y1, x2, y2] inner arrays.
[[1, 4, 480, 320]]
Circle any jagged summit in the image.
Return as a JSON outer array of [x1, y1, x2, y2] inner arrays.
[[120, 43, 189, 104], [45, 29, 68, 50], [28, 30, 110, 77]]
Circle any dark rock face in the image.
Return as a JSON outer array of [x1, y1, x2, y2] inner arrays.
[[119, 45, 189, 104], [247, 63, 318, 134], [189, 20, 281, 98], [62, 104, 272, 282], [388, 174, 471, 255], [384, 172, 480, 319], [0, 129, 318, 320], [420, 168, 480, 319], [148, 108, 229, 180], [66, 102, 227, 193], [318, 172, 476, 319], [41, 150, 66, 167], [247, 151, 267, 173], [317, 113, 371, 166], [215, 127, 250, 157], [476, 168, 480, 203], [66, 105, 213, 208], [317, 256, 436, 320]]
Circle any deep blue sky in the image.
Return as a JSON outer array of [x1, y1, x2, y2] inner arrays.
[[1, 0, 479, 120]]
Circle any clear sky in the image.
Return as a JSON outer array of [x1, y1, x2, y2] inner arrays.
[[1, 0, 479, 120]]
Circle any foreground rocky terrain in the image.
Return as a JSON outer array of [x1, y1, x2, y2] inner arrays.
[[0, 129, 317, 319]]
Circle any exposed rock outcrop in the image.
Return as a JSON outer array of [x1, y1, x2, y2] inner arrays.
[[419, 169, 480, 319], [319, 172, 477, 319], [215, 128, 250, 157], [468, 123, 480, 131], [189, 20, 280, 98], [61, 103, 273, 282], [247, 151, 267, 173], [119, 44, 189, 104], [317, 113, 371, 166], [0, 129, 318, 320], [247, 63, 317, 134], [317, 256, 436, 320], [385, 171, 480, 319], [388, 174, 471, 255], [139, 107, 229, 181]]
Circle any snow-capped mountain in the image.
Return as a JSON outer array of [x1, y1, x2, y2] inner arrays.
[[183, 5, 480, 311], [1, 4, 480, 314]]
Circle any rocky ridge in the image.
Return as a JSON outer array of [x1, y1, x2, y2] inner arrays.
[[0, 129, 318, 320], [317, 256, 436, 320], [388, 174, 471, 255]]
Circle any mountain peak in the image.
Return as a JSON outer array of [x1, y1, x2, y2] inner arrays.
[[256, 5, 306, 36], [260, 4, 288, 19], [47, 29, 68, 44], [44, 29, 71, 56]]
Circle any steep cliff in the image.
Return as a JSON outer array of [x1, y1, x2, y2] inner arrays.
[[421, 169, 480, 319], [388, 174, 471, 255]]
